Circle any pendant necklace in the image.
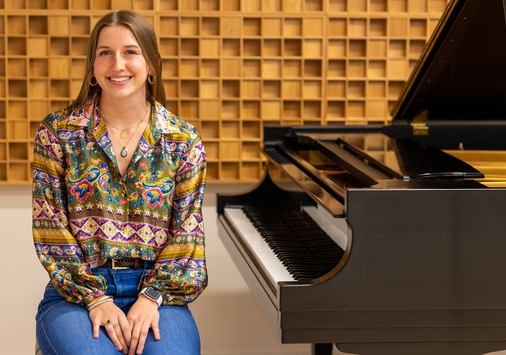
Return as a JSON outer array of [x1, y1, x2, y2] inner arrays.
[[99, 105, 150, 158], [99, 113, 140, 139]]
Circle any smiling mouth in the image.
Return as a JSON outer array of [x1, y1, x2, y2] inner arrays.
[[109, 77, 131, 82]]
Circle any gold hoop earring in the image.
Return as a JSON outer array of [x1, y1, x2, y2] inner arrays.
[[147, 75, 154, 85], [90, 77, 98, 87]]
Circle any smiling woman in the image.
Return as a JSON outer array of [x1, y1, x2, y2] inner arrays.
[[32, 10, 208, 355]]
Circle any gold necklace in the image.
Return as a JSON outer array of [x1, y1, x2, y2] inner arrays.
[[98, 110, 143, 139], [100, 105, 150, 158]]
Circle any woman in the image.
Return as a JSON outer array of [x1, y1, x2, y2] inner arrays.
[[32, 10, 207, 355]]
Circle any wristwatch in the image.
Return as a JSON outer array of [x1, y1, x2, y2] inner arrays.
[[139, 287, 163, 307]]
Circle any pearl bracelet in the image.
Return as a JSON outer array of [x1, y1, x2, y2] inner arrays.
[[87, 296, 114, 311]]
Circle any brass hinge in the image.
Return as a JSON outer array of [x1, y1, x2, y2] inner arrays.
[[411, 109, 429, 136]]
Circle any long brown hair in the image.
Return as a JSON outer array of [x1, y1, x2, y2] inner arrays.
[[73, 10, 166, 107]]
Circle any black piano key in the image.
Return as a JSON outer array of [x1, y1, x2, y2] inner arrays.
[[242, 205, 345, 281]]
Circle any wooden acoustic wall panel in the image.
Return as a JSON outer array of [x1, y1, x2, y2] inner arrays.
[[0, 0, 448, 183]]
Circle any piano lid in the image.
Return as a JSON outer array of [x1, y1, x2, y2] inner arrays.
[[391, 0, 506, 124]]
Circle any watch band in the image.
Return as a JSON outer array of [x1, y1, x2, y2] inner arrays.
[[139, 287, 163, 307]]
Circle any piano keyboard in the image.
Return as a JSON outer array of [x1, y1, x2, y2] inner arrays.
[[224, 207, 295, 286], [224, 205, 344, 286]]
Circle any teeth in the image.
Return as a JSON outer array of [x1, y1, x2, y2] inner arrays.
[[110, 77, 130, 82]]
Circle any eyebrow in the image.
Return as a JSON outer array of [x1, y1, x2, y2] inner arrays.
[[96, 44, 141, 50]]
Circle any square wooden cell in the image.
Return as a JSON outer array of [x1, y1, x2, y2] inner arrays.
[[159, 17, 178, 36], [8, 38, 27, 56], [29, 16, 48, 35], [328, 0, 346, 12], [220, 162, 240, 180], [327, 80, 345, 98], [262, 18, 282, 36], [8, 58, 27, 78], [262, 100, 281, 119], [327, 100, 345, 118], [181, 80, 199, 98], [244, 18, 261, 36], [222, 0, 240, 11], [202, 59, 220, 77], [29, 79, 49, 98], [220, 142, 241, 162], [9, 80, 27, 98], [201, 80, 219, 98], [263, 60, 281, 78], [202, 17, 220, 36], [201, 0, 220, 11], [221, 121, 240, 139], [200, 100, 220, 119], [222, 39, 240, 56], [222, 100, 239, 118], [241, 142, 261, 159], [180, 59, 199, 77], [305, 0, 323, 11], [180, 17, 199, 36], [242, 120, 261, 138], [201, 120, 219, 139], [71, 16, 90, 35], [181, 38, 199, 56], [263, 80, 281, 98], [303, 80, 321, 98], [328, 18, 346, 37], [222, 80, 240, 98], [242, 80, 261, 98], [242, 59, 261, 77], [303, 101, 321, 118], [242, 101, 261, 118]]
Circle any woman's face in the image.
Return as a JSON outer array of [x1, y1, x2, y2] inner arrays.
[[93, 25, 150, 104]]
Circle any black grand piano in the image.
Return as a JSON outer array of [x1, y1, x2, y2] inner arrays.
[[217, 0, 506, 354]]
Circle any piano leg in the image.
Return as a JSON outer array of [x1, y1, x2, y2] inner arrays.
[[312, 343, 333, 355]]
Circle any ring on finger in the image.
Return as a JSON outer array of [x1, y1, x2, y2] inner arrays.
[[113, 322, 120, 328], [105, 319, 112, 326]]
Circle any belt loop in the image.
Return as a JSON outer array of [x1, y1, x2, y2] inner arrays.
[[134, 259, 140, 269]]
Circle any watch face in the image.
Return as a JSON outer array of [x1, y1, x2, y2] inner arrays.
[[145, 287, 161, 299]]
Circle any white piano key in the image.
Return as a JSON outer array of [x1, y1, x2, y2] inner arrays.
[[224, 207, 296, 287]]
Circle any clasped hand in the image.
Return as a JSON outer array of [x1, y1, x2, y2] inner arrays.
[[89, 297, 160, 355]]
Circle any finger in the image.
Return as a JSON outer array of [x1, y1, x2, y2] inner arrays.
[[128, 323, 140, 355], [119, 319, 131, 346], [133, 325, 150, 355], [151, 323, 161, 341], [104, 320, 127, 352], [92, 319, 102, 339], [128, 322, 150, 355], [112, 322, 130, 352]]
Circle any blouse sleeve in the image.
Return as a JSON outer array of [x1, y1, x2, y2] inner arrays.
[[32, 116, 107, 306], [141, 134, 208, 305]]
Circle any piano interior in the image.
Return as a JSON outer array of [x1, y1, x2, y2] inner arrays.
[[445, 150, 506, 187], [295, 132, 506, 189]]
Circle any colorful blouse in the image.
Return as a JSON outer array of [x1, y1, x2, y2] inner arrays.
[[32, 97, 207, 306]]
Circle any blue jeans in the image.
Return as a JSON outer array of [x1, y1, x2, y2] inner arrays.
[[36, 264, 200, 355]]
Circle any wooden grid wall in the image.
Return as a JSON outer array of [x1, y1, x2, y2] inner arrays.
[[0, 0, 449, 184]]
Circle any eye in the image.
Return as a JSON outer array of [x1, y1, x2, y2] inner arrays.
[[98, 50, 111, 56], [125, 49, 139, 55]]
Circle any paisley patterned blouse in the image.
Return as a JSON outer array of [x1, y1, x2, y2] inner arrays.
[[32, 97, 207, 307]]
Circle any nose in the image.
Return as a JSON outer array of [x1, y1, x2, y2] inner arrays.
[[111, 53, 125, 71]]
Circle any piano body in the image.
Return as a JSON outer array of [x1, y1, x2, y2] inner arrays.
[[217, 0, 506, 354]]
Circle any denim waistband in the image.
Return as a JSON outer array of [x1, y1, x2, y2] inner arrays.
[[92, 261, 155, 299]]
